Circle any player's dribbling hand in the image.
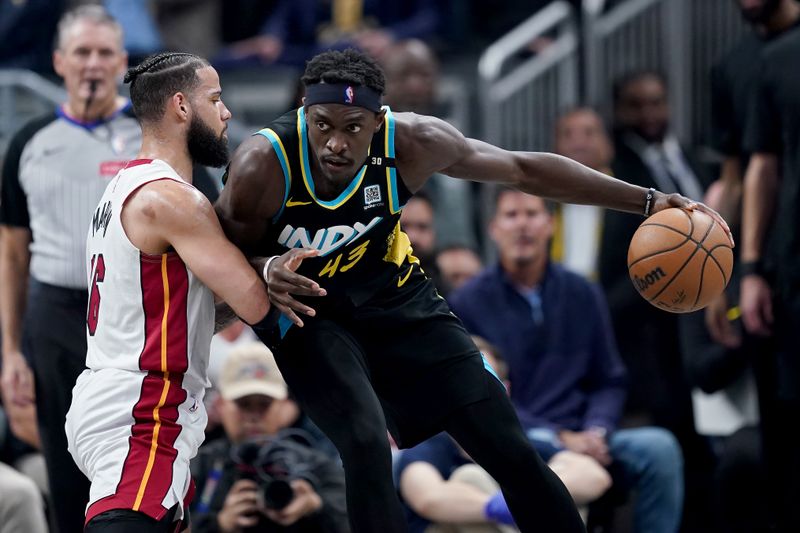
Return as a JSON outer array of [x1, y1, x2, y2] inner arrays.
[[217, 479, 261, 532], [653, 192, 735, 247], [266, 248, 327, 327]]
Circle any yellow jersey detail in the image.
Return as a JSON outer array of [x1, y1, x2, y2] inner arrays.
[[397, 264, 415, 287], [383, 222, 420, 268], [286, 197, 312, 207]]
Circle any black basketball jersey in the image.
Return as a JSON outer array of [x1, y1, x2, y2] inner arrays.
[[256, 107, 416, 315]]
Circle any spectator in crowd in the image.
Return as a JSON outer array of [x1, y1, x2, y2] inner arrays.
[[209, 320, 258, 389], [707, 0, 799, 345], [0, 387, 48, 533], [154, 0, 223, 59], [0, 460, 48, 533], [400, 193, 437, 258], [204, 319, 258, 442], [449, 189, 684, 533], [599, 70, 714, 532], [0, 7, 131, 531], [678, 228, 770, 531], [191, 342, 349, 532], [395, 339, 611, 532], [400, 192, 440, 283], [103, 0, 164, 62], [550, 107, 612, 279], [707, 7, 800, 527], [0, 7, 220, 532], [0, 0, 65, 73], [382, 39, 440, 117], [106, 0, 224, 61], [741, 4, 800, 528], [435, 245, 483, 297], [382, 39, 478, 250], [609, 71, 707, 201], [220, 0, 281, 45], [709, 0, 800, 229], [705, 4, 800, 509], [221, 0, 441, 67], [0, 361, 48, 498]]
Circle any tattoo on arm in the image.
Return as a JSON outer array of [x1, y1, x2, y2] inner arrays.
[[214, 301, 238, 333]]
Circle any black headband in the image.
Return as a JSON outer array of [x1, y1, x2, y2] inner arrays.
[[304, 83, 382, 112]]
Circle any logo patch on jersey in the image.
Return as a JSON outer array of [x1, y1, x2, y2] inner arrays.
[[345, 86, 355, 104], [277, 216, 382, 256], [364, 184, 382, 206], [99, 160, 127, 177]]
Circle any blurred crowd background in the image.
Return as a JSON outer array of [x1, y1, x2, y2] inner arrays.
[[2, 0, 798, 532]]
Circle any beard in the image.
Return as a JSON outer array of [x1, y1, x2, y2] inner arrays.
[[187, 114, 229, 168], [741, 0, 781, 23]]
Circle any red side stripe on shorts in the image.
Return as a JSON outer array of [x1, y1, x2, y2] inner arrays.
[[85, 372, 187, 523]]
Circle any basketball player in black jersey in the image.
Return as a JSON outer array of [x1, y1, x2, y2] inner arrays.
[[215, 49, 729, 532]]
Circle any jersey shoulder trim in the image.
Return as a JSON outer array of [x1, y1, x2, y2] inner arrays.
[[254, 127, 292, 222], [382, 107, 406, 214]]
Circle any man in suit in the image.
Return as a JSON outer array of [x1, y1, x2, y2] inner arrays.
[[597, 70, 714, 532]]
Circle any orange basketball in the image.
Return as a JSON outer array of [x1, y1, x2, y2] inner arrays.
[[627, 208, 733, 313]]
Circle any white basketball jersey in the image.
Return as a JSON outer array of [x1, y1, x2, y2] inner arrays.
[[67, 158, 214, 524], [84, 158, 213, 387]]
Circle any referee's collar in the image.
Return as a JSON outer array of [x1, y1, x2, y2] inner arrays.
[[57, 100, 133, 131]]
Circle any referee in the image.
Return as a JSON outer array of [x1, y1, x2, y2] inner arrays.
[[0, 7, 217, 533]]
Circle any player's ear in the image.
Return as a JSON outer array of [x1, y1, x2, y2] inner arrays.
[[375, 109, 386, 132], [171, 92, 189, 121]]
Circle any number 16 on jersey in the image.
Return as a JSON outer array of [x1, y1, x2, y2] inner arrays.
[[87, 254, 105, 336]]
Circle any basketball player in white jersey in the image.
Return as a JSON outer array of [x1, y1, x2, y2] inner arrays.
[[66, 52, 323, 532]]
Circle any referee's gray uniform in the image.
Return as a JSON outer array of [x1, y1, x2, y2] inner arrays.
[[0, 104, 219, 533]]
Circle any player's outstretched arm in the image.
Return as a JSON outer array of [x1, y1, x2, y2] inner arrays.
[[124, 179, 269, 325], [396, 114, 730, 240]]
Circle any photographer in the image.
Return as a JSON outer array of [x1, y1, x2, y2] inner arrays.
[[191, 343, 349, 532]]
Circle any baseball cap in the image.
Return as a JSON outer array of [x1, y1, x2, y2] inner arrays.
[[218, 342, 288, 401]]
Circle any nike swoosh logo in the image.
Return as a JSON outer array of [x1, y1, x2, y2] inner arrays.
[[397, 264, 415, 287], [286, 198, 312, 207]]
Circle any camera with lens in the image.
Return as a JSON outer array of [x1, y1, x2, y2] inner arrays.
[[231, 430, 320, 510]]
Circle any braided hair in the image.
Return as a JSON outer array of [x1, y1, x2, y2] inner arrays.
[[301, 49, 385, 94], [124, 52, 210, 123]]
